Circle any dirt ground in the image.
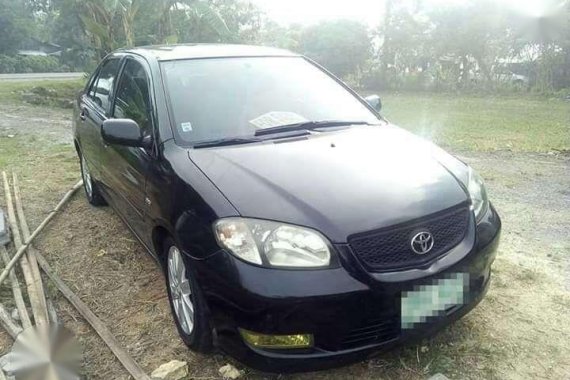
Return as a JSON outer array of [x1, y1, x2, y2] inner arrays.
[[0, 103, 568, 379]]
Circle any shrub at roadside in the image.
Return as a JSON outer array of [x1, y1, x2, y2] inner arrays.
[[0, 55, 70, 74], [20, 83, 84, 109]]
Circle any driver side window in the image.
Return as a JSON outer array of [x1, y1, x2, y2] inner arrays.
[[113, 59, 152, 135]]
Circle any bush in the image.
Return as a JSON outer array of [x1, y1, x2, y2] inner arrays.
[[554, 88, 570, 100], [0, 55, 18, 73], [0, 55, 68, 74], [20, 82, 84, 109], [20, 55, 60, 72]]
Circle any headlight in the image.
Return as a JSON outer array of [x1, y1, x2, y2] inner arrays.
[[467, 167, 489, 222], [214, 218, 332, 268]]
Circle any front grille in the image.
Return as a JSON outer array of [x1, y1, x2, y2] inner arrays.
[[348, 205, 470, 271], [339, 316, 399, 349]]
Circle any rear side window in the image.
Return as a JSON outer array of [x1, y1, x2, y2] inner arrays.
[[113, 59, 152, 134], [88, 58, 120, 113]]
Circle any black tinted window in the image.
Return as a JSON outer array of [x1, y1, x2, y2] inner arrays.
[[89, 58, 120, 112], [113, 60, 152, 134]]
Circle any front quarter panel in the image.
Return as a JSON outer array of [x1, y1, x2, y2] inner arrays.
[[145, 140, 239, 259]]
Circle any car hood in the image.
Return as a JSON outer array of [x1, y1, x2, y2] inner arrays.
[[188, 125, 469, 242]]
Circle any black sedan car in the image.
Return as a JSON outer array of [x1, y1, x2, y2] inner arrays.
[[73, 44, 501, 372]]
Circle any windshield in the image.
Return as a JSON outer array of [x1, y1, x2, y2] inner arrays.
[[161, 56, 381, 145]]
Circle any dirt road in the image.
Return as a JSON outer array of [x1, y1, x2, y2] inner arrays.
[[1, 104, 568, 379], [0, 103, 71, 144]]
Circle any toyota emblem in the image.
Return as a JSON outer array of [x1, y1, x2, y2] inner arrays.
[[410, 231, 434, 255]]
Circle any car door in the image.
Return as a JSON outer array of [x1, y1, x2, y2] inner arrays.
[[78, 58, 122, 181], [99, 57, 155, 248]]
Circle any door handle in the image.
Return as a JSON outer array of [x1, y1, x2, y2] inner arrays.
[[79, 108, 89, 121]]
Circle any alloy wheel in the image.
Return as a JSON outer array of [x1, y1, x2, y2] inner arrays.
[[168, 246, 195, 335]]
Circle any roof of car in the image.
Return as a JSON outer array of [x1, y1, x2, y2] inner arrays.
[[121, 44, 299, 61]]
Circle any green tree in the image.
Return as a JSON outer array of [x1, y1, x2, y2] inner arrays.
[[77, 0, 140, 59], [298, 20, 371, 78], [426, 1, 512, 90], [207, 0, 263, 43], [258, 21, 303, 51], [509, 0, 570, 91], [152, 0, 231, 44], [374, 0, 432, 89], [76, 0, 231, 57], [0, 0, 34, 54]]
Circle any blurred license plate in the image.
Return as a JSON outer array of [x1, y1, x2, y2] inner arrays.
[[401, 273, 468, 329]]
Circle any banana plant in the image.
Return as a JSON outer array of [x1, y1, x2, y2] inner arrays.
[[79, 0, 231, 57], [156, 0, 231, 44], [78, 0, 140, 58]]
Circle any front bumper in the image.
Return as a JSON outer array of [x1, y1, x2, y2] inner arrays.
[[194, 205, 501, 373]]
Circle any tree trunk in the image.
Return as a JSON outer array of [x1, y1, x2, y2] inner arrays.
[[380, 0, 395, 88]]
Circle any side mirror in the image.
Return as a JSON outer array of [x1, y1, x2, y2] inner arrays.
[[101, 119, 148, 148], [364, 94, 382, 113]]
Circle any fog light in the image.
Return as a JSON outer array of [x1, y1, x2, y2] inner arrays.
[[239, 329, 313, 349]]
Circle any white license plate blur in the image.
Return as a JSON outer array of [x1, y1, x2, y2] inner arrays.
[[401, 272, 469, 329]]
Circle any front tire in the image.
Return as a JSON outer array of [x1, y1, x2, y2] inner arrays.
[[164, 238, 213, 352], [79, 152, 106, 206]]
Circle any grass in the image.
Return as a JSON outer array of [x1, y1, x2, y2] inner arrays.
[[1, 81, 568, 152], [0, 79, 85, 106], [0, 135, 78, 184], [375, 92, 570, 153]]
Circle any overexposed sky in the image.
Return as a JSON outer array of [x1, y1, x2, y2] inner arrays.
[[250, 0, 557, 26], [251, 0, 386, 26]]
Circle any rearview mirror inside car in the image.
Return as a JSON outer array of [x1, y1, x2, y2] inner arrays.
[[364, 94, 382, 113]]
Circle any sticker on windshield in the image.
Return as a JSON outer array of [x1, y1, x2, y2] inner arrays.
[[180, 122, 193, 132], [249, 112, 308, 129]]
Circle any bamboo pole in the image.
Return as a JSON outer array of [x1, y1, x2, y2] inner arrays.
[[46, 298, 59, 325], [12, 173, 49, 328], [0, 246, 31, 329], [0, 180, 82, 287], [1, 177, 150, 378], [0, 303, 22, 339], [2, 172, 42, 328], [36, 253, 151, 380]]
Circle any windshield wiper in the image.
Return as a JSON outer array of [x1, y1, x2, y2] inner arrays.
[[193, 120, 376, 148], [254, 120, 375, 137], [193, 137, 261, 149]]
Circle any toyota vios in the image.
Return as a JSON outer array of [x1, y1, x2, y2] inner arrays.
[[73, 44, 501, 373]]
